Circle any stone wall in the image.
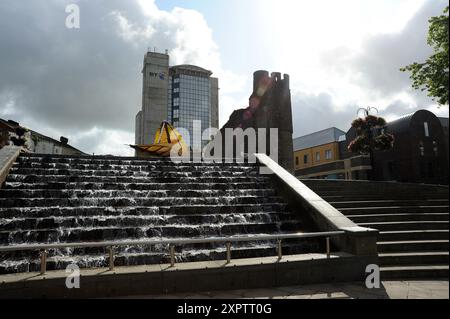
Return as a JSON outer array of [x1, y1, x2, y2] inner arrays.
[[219, 70, 294, 172]]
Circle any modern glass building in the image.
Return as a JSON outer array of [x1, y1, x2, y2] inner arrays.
[[135, 52, 219, 149]]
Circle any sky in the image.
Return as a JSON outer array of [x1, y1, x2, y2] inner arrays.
[[0, 0, 448, 156]]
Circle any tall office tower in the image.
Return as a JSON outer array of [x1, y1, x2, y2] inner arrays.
[[135, 51, 219, 148]]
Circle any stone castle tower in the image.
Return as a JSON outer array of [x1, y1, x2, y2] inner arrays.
[[220, 70, 294, 172]]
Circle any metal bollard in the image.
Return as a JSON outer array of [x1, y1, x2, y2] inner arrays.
[[40, 250, 48, 275], [326, 237, 330, 259], [277, 239, 282, 260], [169, 244, 175, 267], [108, 246, 115, 271], [226, 242, 231, 264]]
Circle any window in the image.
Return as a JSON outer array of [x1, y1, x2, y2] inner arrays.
[[295, 157, 299, 166], [303, 154, 308, 164], [316, 152, 320, 162], [424, 122, 429, 137], [325, 150, 332, 160], [433, 141, 438, 156], [419, 142, 425, 156]]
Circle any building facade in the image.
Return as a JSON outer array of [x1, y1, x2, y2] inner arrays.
[[293, 127, 345, 173], [294, 110, 449, 185], [0, 118, 85, 155], [135, 51, 219, 148]]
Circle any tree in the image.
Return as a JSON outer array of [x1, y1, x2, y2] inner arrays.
[[401, 6, 449, 106], [348, 107, 394, 180]]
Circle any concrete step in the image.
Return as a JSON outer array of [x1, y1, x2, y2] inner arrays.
[[2, 181, 273, 191], [17, 154, 256, 167], [6, 174, 269, 185], [0, 188, 278, 199], [381, 265, 449, 280], [358, 221, 449, 231], [0, 212, 300, 231], [13, 162, 260, 172], [348, 213, 449, 223], [377, 240, 449, 253], [379, 252, 449, 266], [0, 203, 291, 218], [322, 194, 448, 201], [0, 221, 305, 245], [378, 230, 449, 242], [339, 206, 449, 215], [330, 199, 449, 209], [0, 195, 286, 208]]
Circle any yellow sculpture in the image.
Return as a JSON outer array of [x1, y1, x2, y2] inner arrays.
[[130, 121, 188, 157]]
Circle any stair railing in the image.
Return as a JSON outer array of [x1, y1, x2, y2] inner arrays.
[[0, 231, 345, 275]]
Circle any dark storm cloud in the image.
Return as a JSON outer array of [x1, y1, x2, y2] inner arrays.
[[0, 0, 148, 132], [0, 0, 219, 154]]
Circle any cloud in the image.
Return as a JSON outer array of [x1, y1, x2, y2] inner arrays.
[[0, 0, 242, 155], [291, 92, 359, 137], [289, 0, 449, 139], [320, 0, 447, 102]]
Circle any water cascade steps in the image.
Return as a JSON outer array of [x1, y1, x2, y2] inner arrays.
[[0, 154, 322, 274]]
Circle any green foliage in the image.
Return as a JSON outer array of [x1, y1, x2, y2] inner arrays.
[[401, 6, 449, 106], [348, 111, 394, 154]]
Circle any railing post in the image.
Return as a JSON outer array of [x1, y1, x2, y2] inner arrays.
[[326, 237, 330, 259], [40, 250, 47, 275], [170, 244, 175, 267], [277, 239, 282, 260], [226, 242, 231, 264], [108, 246, 115, 271]]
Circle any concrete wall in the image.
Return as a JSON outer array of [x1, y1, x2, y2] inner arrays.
[[0, 254, 375, 299], [140, 52, 170, 145], [210, 77, 219, 129]]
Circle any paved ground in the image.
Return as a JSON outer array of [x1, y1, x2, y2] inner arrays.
[[134, 280, 449, 299]]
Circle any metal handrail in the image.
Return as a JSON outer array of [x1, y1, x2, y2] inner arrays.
[[0, 231, 345, 252], [0, 230, 346, 275]]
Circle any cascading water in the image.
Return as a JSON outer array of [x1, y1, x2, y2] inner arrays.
[[0, 154, 322, 273]]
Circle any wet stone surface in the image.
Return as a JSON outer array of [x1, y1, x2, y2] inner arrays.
[[0, 154, 321, 274]]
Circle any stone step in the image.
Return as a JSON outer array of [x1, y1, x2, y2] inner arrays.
[[0, 241, 324, 274], [377, 240, 449, 253], [0, 195, 286, 208], [322, 194, 448, 201], [6, 174, 269, 185], [338, 206, 449, 215], [2, 181, 272, 191], [378, 230, 449, 242], [380, 265, 449, 279], [0, 203, 291, 218], [13, 161, 260, 172], [0, 212, 300, 231], [17, 154, 257, 166], [358, 221, 449, 231], [313, 187, 449, 194], [0, 188, 278, 199], [348, 213, 449, 223], [379, 252, 449, 266], [9, 167, 262, 178], [0, 221, 305, 245], [330, 199, 449, 209]]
